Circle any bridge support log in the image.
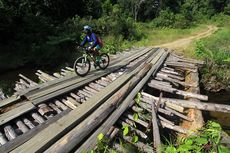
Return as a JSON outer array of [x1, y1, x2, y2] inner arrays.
[[151, 97, 230, 113]]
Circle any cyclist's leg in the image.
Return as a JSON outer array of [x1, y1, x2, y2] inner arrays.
[[93, 45, 102, 63]]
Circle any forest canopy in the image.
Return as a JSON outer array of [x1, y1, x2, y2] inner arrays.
[[0, 0, 229, 72]]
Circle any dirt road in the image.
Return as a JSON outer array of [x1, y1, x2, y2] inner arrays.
[[155, 25, 218, 53]]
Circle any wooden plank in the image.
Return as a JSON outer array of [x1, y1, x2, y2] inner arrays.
[[0, 103, 35, 126], [148, 83, 208, 101], [151, 100, 161, 153], [11, 48, 159, 153], [19, 74, 38, 86], [0, 96, 21, 108]]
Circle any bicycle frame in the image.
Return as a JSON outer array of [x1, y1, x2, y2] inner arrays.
[[79, 49, 97, 64]]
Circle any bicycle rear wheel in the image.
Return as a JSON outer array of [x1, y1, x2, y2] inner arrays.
[[98, 53, 110, 70], [74, 57, 91, 76]]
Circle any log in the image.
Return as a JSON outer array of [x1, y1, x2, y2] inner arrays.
[[123, 112, 149, 128], [158, 71, 184, 81], [153, 96, 230, 113], [122, 135, 154, 153], [118, 120, 148, 139], [160, 121, 188, 134], [148, 83, 208, 101], [0, 132, 7, 145], [22, 118, 35, 129], [19, 79, 31, 88], [53, 73, 62, 78], [31, 112, 45, 124], [62, 99, 77, 109], [166, 61, 197, 69], [163, 66, 175, 71], [109, 128, 119, 139], [37, 76, 47, 83], [160, 69, 180, 76], [105, 126, 115, 138], [15, 120, 29, 133], [165, 106, 193, 122], [141, 92, 184, 113], [65, 67, 74, 72], [120, 117, 136, 127], [151, 98, 161, 153], [4, 125, 17, 140], [66, 97, 81, 106], [95, 80, 109, 87], [150, 79, 172, 88], [48, 103, 62, 114], [158, 115, 174, 125], [37, 70, 56, 81], [54, 100, 68, 111], [19, 74, 38, 86], [84, 86, 99, 94], [171, 53, 204, 65], [37, 103, 55, 117], [156, 73, 195, 87]]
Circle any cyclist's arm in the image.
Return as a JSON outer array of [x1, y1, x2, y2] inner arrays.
[[80, 36, 87, 47], [91, 33, 98, 48]]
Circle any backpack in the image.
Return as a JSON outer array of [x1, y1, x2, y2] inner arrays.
[[97, 36, 104, 47]]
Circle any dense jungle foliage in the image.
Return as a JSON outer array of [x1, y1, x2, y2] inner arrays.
[[0, 0, 229, 73]]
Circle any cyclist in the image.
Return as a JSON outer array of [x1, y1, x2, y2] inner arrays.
[[80, 25, 102, 67]]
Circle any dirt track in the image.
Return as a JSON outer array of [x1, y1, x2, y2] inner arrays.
[[155, 25, 218, 53]]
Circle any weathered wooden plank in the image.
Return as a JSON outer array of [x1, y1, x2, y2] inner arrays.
[[148, 83, 208, 101], [151, 100, 161, 153], [0, 103, 35, 126], [141, 92, 184, 113], [19, 74, 38, 86], [0, 96, 21, 108], [160, 121, 188, 134]]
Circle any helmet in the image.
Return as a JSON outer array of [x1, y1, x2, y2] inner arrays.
[[83, 25, 92, 32]]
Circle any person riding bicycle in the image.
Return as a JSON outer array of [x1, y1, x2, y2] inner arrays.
[[80, 25, 102, 67]]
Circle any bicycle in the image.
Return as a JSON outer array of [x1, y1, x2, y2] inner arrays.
[[74, 46, 110, 76]]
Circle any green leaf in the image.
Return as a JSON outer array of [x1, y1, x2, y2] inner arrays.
[[123, 126, 129, 136], [110, 149, 117, 153], [97, 133, 104, 141], [135, 92, 141, 104], [132, 135, 139, 143], [195, 137, 208, 145], [185, 139, 193, 145], [165, 146, 177, 153], [210, 122, 221, 129], [133, 113, 139, 121]]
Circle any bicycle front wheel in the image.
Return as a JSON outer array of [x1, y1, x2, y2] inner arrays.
[[98, 53, 110, 70], [74, 56, 91, 76]]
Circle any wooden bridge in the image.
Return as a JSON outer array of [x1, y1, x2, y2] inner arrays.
[[0, 47, 229, 153]]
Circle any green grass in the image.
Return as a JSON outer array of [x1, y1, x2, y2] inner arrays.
[[135, 24, 207, 46], [163, 121, 230, 153], [190, 15, 230, 91]]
